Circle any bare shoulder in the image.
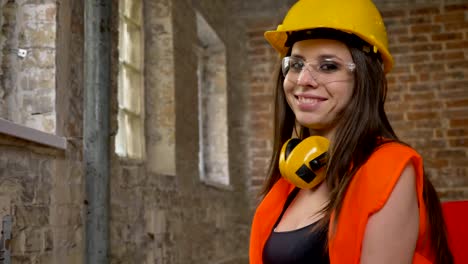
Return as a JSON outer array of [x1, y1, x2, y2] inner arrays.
[[361, 161, 419, 264]]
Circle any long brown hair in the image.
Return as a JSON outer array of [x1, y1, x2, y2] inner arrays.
[[260, 29, 453, 263]]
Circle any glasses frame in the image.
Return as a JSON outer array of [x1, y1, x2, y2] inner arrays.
[[281, 56, 356, 85]]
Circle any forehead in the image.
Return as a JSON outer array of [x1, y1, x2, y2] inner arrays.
[[291, 39, 352, 60]]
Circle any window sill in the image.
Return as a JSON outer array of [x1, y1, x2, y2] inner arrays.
[[201, 178, 233, 191], [0, 118, 67, 150]]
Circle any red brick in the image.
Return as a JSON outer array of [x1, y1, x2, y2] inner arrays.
[[435, 149, 467, 159], [449, 160, 468, 168], [432, 51, 465, 61], [409, 83, 440, 92], [396, 54, 431, 65], [450, 119, 468, 128], [447, 60, 468, 70], [434, 129, 444, 138], [398, 75, 418, 83], [411, 43, 443, 52], [431, 32, 464, 41], [398, 35, 429, 43], [411, 118, 442, 129], [442, 109, 468, 119], [406, 111, 439, 121], [410, 6, 440, 15], [410, 24, 442, 34], [413, 63, 445, 72], [434, 13, 465, 23], [387, 76, 397, 84], [408, 16, 433, 24], [425, 158, 449, 169], [439, 91, 468, 100], [391, 65, 411, 74], [428, 139, 448, 148], [441, 80, 468, 91], [449, 138, 468, 147], [445, 22, 468, 31], [382, 9, 407, 18], [448, 128, 468, 137], [446, 41, 468, 49], [390, 45, 412, 55], [387, 26, 409, 35], [432, 71, 464, 81], [402, 130, 436, 140], [409, 101, 443, 110], [418, 73, 431, 82], [446, 99, 468, 108], [444, 4, 468, 12], [403, 92, 435, 101], [391, 121, 414, 132], [386, 112, 405, 121]]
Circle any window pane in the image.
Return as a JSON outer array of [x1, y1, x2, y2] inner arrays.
[[119, 0, 142, 24], [118, 20, 142, 69], [124, 114, 143, 159], [118, 65, 142, 114], [115, 110, 127, 156]]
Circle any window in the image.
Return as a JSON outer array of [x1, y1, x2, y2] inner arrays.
[[196, 11, 230, 186], [115, 0, 145, 159]]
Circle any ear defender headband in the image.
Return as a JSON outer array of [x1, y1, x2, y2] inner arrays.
[[279, 136, 329, 189]]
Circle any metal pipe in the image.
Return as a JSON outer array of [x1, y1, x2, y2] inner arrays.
[[83, 0, 111, 263]]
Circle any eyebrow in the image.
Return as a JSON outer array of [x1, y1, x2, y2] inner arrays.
[[290, 53, 345, 62]]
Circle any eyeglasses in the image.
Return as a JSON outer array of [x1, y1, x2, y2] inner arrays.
[[281, 56, 356, 85]]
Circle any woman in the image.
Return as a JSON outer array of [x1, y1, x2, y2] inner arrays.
[[249, 0, 454, 263]]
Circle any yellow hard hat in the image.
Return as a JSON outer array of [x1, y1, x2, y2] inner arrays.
[[264, 0, 394, 73], [279, 136, 329, 189]]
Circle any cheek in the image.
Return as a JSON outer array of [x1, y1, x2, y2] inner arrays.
[[337, 82, 354, 105], [283, 80, 295, 104], [283, 79, 294, 95]]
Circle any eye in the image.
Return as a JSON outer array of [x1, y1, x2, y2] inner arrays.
[[289, 58, 305, 73], [318, 61, 340, 72]]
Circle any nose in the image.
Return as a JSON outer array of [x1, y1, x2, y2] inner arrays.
[[296, 67, 319, 87]]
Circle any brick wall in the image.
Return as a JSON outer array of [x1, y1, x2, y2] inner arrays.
[[382, 2, 468, 199], [244, 1, 468, 203]]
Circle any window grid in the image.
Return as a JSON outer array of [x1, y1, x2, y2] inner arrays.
[[115, 0, 144, 160]]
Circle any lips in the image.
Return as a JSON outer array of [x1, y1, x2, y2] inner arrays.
[[294, 94, 327, 111], [297, 96, 322, 104]]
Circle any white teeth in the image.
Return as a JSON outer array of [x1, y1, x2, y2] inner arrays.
[[297, 96, 319, 104]]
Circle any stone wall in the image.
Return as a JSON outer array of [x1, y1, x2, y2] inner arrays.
[[0, 0, 251, 263], [110, 0, 250, 263], [0, 0, 57, 133], [243, 0, 468, 204]]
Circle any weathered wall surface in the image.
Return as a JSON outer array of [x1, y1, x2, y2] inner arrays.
[[0, 0, 57, 133], [110, 0, 250, 263], [1, 0, 251, 263], [243, 0, 468, 204]]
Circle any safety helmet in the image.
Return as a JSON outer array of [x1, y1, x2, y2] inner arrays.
[[264, 0, 394, 73]]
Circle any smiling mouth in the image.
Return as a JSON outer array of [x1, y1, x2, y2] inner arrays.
[[296, 96, 325, 104]]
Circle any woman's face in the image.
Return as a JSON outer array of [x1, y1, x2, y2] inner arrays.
[[283, 39, 355, 138]]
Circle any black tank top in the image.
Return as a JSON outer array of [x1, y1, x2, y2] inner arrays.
[[263, 188, 330, 264]]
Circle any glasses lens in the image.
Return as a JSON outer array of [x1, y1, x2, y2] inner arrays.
[[282, 56, 355, 85]]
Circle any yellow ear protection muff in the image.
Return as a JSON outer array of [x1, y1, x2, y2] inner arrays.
[[279, 136, 329, 189]]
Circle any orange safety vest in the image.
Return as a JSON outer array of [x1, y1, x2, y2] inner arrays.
[[249, 142, 434, 264]]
